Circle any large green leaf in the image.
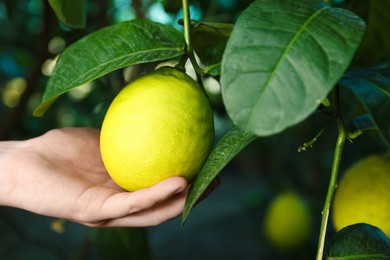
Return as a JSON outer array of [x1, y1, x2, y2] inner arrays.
[[48, 0, 87, 29], [182, 126, 258, 224], [33, 19, 185, 116], [221, 0, 366, 136], [343, 66, 390, 97], [352, 114, 378, 133], [327, 223, 390, 259], [339, 67, 390, 146]]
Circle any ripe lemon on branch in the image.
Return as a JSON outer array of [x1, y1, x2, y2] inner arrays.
[[100, 66, 214, 191], [332, 154, 390, 237]]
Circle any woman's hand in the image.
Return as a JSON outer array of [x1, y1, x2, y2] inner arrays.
[[0, 128, 189, 227]]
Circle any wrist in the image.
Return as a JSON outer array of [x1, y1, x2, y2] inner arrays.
[[0, 139, 34, 206]]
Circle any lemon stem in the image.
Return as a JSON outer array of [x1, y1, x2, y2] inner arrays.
[[181, 0, 207, 94], [316, 86, 347, 259], [182, 0, 191, 54], [176, 54, 188, 71]]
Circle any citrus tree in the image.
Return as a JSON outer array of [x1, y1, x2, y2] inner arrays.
[[5, 0, 390, 258]]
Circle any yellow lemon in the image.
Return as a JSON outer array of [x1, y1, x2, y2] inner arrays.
[[100, 66, 214, 191], [263, 191, 312, 250], [332, 154, 390, 237]]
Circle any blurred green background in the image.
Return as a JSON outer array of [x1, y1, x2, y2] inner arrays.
[[0, 0, 388, 259]]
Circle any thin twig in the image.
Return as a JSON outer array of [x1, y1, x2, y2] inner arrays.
[[316, 86, 347, 259]]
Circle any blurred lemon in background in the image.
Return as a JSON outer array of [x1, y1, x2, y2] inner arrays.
[[332, 154, 390, 237], [263, 191, 312, 250]]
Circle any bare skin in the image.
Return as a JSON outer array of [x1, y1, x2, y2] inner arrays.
[[0, 127, 190, 227]]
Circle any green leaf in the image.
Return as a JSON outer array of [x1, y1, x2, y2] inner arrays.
[[181, 126, 258, 225], [33, 19, 185, 116], [348, 0, 390, 66], [191, 22, 234, 76], [344, 66, 390, 97], [48, 0, 87, 29], [221, 0, 366, 136], [88, 227, 150, 260], [340, 67, 390, 146], [327, 223, 390, 260], [353, 114, 378, 132]]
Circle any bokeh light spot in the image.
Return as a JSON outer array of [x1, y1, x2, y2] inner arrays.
[[48, 36, 66, 54], [1, 77, 27, 108]]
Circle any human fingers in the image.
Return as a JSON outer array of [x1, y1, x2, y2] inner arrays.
[[74, 176, 188, 224], [93, 186, 189, 227], [88, 177, 219, 227]]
